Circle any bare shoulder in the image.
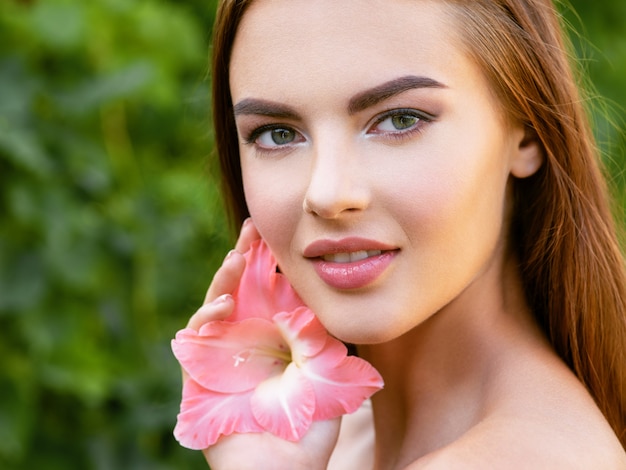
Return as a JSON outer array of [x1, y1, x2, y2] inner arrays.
[[411, 350, 626, 469], [409, 414, 626, 470]]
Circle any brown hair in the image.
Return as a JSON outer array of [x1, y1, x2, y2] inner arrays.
[[210, 0, 626, 446]]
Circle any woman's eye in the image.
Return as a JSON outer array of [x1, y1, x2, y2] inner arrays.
[[243, 124, 306, 154], [369, 109, 432, 136], [377, 113, 420, 132], [256, 127, 299, 147]]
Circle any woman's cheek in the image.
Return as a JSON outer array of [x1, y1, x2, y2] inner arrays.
[[243, 169, 301, 257]]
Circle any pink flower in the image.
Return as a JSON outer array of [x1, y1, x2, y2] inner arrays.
[[171, 240, 384, 450]]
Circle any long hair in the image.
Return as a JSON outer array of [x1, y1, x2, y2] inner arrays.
[[211, 0, 252, 227], [210, 0, 626, 446]]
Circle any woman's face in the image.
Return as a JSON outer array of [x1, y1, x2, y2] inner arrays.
[[229, 0, 538, 344]]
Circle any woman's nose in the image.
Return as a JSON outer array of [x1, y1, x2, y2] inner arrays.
[[302, 139, 370, 219]]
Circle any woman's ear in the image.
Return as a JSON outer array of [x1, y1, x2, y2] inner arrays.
[[510, 126, 544, 178]]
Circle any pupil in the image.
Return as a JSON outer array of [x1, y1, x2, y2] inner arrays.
[[271, 128, 294, 145], [392, 115, 417, 130]]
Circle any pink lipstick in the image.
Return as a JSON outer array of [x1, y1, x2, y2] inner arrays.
[[304, 238, 398, 289]]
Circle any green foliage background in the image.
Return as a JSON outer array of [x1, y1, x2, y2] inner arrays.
[[0, 0, 623, 468]]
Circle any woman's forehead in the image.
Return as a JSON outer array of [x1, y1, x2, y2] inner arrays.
[[229, 0, 476, 103], [232, 0, 456, 60]]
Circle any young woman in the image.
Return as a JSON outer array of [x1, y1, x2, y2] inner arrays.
[[184, 0, 626, 467]]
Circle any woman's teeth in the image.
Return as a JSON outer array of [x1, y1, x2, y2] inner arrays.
[[322, 250, 382, 263]]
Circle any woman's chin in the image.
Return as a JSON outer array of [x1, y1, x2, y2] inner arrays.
[[322, 319, 408, 347]]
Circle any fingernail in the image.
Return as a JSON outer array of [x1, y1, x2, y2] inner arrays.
[[214, 293, 232, 304], [242, 217, 252, 228], [225, 249, 238, 261]]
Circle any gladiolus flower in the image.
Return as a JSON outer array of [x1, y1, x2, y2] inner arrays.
[[172, 239, 384, 450]]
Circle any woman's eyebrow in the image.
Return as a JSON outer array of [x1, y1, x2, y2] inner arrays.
[[348, 75, 446, 115], [232, 75, 444, 119], [233, 98, 301, 120]]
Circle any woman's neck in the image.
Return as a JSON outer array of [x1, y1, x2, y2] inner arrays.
[[356, 253, 547, 468]]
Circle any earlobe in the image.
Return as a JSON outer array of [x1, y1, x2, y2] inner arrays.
[[510, 126, 544, 179]]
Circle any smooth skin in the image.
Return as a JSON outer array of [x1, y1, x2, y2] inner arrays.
[[185, 0, 626, 468]]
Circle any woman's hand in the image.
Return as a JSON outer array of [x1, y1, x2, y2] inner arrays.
[[205, 418, 340, 470], [186, 218, 260, 331], [181, 219, 341, 470]]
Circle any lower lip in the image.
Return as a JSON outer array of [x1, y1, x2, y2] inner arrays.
[[310, 251, 397, 290]]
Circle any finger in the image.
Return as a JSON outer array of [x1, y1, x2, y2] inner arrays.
[[234, 218, 261, 253], [202, 219, 259, 304], [202, 417, 341, 469], [182, 294, 236, 382], [204, 250, 246, 304], [187, 293, 235, 330]]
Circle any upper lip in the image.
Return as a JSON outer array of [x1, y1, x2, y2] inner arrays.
[[303, 237, 398, 258]]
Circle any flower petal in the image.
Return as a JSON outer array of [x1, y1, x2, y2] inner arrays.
[[172, 319, 289, 393], [273, 307, 328, 359], [230, 240, 304, 322], [174, 378, 263, 450], [250, 362, 316, 441], [301, 338, 384, 420]]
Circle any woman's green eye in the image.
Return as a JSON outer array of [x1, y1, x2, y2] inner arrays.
[[271, 128, 295, 144], [391, 114, 418, 130], [248, 125, 305, 151], [256, 128, 296, 146], [374, 111, 423, 134]]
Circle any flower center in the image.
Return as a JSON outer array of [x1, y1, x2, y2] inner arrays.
[[232, 343, 292, 368]]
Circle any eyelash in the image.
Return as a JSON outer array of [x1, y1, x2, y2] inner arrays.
[[240, 125, 299, 159], [244, 124, 294, 146], [242, 108, 434, 154], [368, 108, 433, 141]]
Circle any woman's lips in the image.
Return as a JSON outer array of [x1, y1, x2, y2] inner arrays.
[[321, 250, 382, 263], [304, 238, 398, 290]]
